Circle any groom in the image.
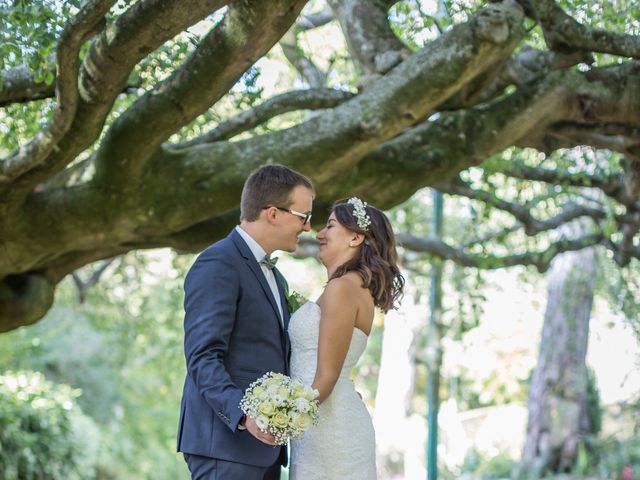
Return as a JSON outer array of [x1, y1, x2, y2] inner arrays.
[[177, 164, 314, 479]]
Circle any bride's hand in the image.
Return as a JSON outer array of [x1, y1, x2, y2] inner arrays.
[[245, 416, 278, 446]]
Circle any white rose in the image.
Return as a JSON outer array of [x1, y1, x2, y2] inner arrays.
[[259, 389, 271, 400], [277, 386, 291, 400], [292, 384, 308, 399], [272, 412, 290, 429], [303, 387, 319, 401], [258, 401, 276, 417], [294, 397, 311, 413], [256, 415, 269, 431], [292, 413, 313, 431]]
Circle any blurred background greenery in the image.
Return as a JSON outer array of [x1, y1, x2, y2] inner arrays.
[[1, 0, 639, 478], [0, 252, 191, 479], [1, 213, 638, 479]]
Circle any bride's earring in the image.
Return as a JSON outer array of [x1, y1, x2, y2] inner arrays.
[[349, 241, 355, 247]]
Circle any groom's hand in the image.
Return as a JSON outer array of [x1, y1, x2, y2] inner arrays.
[[245, 416, 277, 446]]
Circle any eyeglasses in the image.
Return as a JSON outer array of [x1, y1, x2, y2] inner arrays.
[[264, 206, 312, 225]]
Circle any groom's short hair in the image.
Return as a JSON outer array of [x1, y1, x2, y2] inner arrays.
[[240, 164, 314, 222]]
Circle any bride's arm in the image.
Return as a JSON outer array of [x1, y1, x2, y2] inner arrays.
[[312, 277, 357, 404]]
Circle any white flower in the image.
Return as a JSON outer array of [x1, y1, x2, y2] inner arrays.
[[258, 401, 276, 417], [239, 371, 319, 445], [256, 415, 269, 430], [292, 412, 314, 430], [277, 386, 290, 399], [347, 197, 371, 231], [272, 412, 290, 429], [294, 397, 311, 413]]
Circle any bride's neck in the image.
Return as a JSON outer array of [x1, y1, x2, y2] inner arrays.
[[322, 259, 337, 278]]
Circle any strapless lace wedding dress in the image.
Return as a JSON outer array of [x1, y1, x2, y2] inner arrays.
[[288, 301, 376, 479]]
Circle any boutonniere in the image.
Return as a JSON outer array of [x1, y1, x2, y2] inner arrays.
[[286, 291, 307, 315]]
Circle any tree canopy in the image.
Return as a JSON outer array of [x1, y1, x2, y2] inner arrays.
[[1, 0, 639, 331]]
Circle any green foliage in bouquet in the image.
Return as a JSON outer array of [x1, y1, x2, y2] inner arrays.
[[286, 291, 308, 315]]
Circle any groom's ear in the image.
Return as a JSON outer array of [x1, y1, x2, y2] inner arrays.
[[263, 206, 278, 224]]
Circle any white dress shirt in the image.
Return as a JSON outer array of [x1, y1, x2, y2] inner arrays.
[[235, 226, 284, 323]]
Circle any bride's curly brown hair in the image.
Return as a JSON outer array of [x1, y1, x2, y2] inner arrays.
[[329, 199, 404, 313]]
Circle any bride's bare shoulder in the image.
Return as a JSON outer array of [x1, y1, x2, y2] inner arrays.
[[323, 273, 369, 302], [324, 275, 352, 294], [316, 276, 359, 320]]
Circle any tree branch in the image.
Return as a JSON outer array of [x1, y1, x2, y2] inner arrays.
[[328, 0, 411, 82], [0, 79, 140, 107], [461, 224, 522, 247], [89, 0, 525, 209], [495, 161, 628, 204], [546, 121, 640, 158], [176, 88, 355, 147], [284, 5, 336, 86], [397, 231, 606, 272], [435, 178, 608, 235], [297, 5, 334, 30], [71, 257, 119, 303], [0, 2, 527, 285], [92, 0, 307, 186], [0, 66, 56, 106], [615, 214, 640, 266], [4, 0, 231, 203], [324, 63, 640, 208], [0, 0, 116, 184], [440, 45, 593, 109], [296, 229, 609, 273], [280, 28, 328, 87], [525, 0, 640, 59]]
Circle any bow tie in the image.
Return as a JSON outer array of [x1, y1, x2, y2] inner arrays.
[[260, 254, 278, 270]]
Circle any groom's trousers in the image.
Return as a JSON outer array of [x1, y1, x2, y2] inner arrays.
[[184, 454, 281, 480]]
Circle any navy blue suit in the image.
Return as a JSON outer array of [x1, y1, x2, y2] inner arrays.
[[177, 228, 291, 470]]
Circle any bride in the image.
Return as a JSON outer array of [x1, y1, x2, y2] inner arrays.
[[288, 197, 404, 480]]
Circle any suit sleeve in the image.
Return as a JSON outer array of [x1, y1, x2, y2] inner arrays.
[[183, 249, 245, 432]]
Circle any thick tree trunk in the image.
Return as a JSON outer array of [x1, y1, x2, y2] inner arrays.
[[519, 247, 596, 476]]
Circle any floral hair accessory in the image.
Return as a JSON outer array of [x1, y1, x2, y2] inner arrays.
[[347, 197, 371, 231]]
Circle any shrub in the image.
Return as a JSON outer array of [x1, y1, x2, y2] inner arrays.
[[475, 452, 517, 479], [0, 371, 99, 480]]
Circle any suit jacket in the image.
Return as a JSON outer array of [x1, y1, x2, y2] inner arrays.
[[177, 228, 291, 467]]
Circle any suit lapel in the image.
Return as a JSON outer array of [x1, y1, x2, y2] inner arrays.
[[231, 229, 284, 332], [274, 268, 290, 330], [273, 268, 291, 372]]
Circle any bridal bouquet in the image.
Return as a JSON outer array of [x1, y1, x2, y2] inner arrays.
[[239, 372, 319, 445]]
